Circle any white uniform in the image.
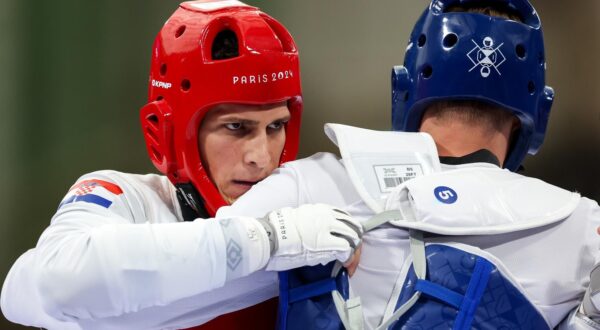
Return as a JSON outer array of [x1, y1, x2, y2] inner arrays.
[[1, 171, 279, 329], [229, 124, 600, 329], [2, 124, 599, 329]]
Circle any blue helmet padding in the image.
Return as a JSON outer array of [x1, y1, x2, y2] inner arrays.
[[392, 0, 554, 171]]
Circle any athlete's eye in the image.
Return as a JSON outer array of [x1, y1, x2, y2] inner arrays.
[[224, 122, 243, 130], [268, 120, 287, 130]]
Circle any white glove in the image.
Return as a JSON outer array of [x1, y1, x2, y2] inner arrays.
[[581, 263, 600, 320], [258, 204, 363, 271], [557, 263, 600, 329]]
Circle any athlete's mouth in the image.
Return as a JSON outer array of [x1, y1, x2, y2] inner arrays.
[[232, 180, 260, 186]]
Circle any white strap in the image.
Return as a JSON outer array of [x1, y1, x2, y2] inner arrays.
[[410, 230, 426, 279], [582, 263, 600, 321], [376, 230, 426, 330], [333, 291, 364, 330], [362, 210, 402, 232], [331, 210, 414, 330], [331, 260, 364, 330]]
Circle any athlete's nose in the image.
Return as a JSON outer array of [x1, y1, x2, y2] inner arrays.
[[243, 133, 271, 169]]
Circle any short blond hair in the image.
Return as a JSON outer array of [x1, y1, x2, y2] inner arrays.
[[423, 100, 518, 133], [446, 3, 523, 22]]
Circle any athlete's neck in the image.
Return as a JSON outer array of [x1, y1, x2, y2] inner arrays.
[[419, 115, 513, 167]]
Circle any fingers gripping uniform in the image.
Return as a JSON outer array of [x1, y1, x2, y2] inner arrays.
[[140, 0, 302, 217], [263, 205, 362, 271], [262, 205, 363, 330], [561, 263, 600, 329], [391, 0, 554, 171]]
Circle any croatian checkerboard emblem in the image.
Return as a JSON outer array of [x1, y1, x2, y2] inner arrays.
[[467, 37, 506, 78]]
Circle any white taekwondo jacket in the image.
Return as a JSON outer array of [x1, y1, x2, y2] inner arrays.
[[2, 124, 599, 329]]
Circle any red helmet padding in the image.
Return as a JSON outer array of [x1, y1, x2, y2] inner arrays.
[[141, 1, 303, 215]]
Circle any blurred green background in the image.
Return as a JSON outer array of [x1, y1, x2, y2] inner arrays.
[[1, 0, 599, 328]]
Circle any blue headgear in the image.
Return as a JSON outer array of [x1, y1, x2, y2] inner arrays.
[[392, 0, 554, 171]]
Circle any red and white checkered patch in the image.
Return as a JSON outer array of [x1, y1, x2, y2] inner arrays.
[[74, 183, 96, 196], [59, 179, 124, 210]]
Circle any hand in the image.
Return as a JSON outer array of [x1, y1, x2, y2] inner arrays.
[[581, 263, 600, 321], [343, 246, 362, 277], [261, 204, 363, 271]]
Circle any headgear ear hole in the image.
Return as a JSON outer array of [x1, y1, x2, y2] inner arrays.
[[181, 79, 191, 92], [528, 81, 536, 94], [175, 25, 186, 38], [418, 34, 427, 47], [516, 44, 526, 59], [443, 33, 458, 48], [422, 65, 433, 79], [147, 114, 159, 126]]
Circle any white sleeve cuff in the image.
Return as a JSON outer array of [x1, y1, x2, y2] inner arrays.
[[217, 217, 271, 281]]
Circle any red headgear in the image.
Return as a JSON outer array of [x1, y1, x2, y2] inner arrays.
[[140, 0, 302, 216]]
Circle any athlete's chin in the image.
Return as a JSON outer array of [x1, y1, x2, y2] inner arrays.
[[223, 181, 258, 202]]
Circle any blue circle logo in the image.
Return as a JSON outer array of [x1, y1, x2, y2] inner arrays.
[[434, 186, 458, 204]]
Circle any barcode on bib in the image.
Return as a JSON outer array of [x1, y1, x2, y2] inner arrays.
[[383, 176, 407, 188], [374, 164, 424, 193]]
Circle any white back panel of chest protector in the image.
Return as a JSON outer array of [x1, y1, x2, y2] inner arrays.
[[324, 123, 441, 214], [384, 167, 581, 235]]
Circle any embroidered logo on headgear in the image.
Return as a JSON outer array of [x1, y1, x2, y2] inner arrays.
[[434, 186, 458, 204], [467, 37, 506, 78], [59, 179, 123, 209]]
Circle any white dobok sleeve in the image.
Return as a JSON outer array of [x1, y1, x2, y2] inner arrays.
[[219, 152, 359, 219], [558, 198, 600, 329], [0, 170, 278, 329], [2, 154, 353, 330]]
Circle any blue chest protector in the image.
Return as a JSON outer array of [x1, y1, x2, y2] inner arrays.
[[277, 245, 549, 330], [277, 263, 349, 330]]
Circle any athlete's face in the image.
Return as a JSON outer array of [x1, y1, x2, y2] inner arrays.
[[198, 102, 290, 203]]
